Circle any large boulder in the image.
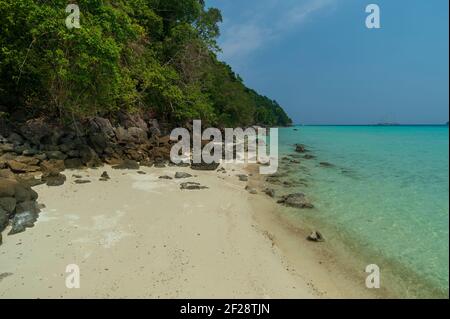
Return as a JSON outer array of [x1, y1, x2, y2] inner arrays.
[[40, 159, 65, 174], [7, 160, 40, 173], [0, 197, 16, 213], [277, 193, 314, 209], [88, 117, 115, 138], [0, 208, 8, 233], [0, 176, 40, 237], [118, 112, 148, 132], [88, 133, 109, 154], [78, 145, 102, 167]]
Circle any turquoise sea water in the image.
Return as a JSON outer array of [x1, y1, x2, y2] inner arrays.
[[276, 125, 449, 298]]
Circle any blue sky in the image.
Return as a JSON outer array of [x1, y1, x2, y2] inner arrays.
[[207, 0, 449, 125]]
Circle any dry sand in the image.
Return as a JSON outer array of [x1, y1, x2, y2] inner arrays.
[[0, 164, 378, 299]]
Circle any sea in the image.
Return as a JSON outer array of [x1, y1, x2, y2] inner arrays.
[[273, 125, 449, 298]]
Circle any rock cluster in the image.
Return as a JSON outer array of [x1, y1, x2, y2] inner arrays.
[[0, 172, 40, 244], [1, 113, 171, 179]]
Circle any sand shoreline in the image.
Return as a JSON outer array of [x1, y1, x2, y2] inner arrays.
[[0, 163, 380, 299]]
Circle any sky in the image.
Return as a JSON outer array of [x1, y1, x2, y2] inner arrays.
[[207, 0, 449, 125]]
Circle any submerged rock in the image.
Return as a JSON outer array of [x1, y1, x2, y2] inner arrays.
[[277, 193, 314, 209], [319, 162, 334, 168], [295, 144, 307, 153], [159, 175, 173, 180], [263, 188, 276, 198], [304, 154, 316, 160], [245, 186, 257, 194]]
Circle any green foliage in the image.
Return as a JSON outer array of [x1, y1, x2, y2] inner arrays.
[[0, 0, 292, 127]]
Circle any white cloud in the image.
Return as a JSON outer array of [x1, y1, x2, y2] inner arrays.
[[218, 0, 336, 63]]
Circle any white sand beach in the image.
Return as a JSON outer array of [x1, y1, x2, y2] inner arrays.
[[0, 164, 379, 299]]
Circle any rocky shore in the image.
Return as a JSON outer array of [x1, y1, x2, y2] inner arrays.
[[0, 113, 178, 243], [1, 115, 323, 245]]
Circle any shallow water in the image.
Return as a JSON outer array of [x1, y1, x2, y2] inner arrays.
[[276, 125, 449, 298]]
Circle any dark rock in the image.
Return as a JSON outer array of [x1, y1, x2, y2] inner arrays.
[[0, 143, 15, 153], [35, 153, 47, 161], [140, 160, 154, 167], [112, 160, 140, 170], [245, 186, 257, 194], [42, 172, 66, 187], [0, 169, 15, 180], [66, 150, 80, 158], [19, 118, 52, 145], [159, 175, 173, 180], [8, 210, 38, 235], [180, 182, 208, 190], [237, 174, 248, 182], [175, 172, 192, 179], [137, 171, 147, 175], [74, 179, 91, 184], [307, 231, 324, 242], [277, 193, 314, 209], [7, 160, 40, 173], [88, 133, 108, 154], [64, 158, 83, 169], [190, 162, 220, 171], [15, 200, 40, 215], [263, 188, 276, 198], [100, 171, 110, 180], [295, 144, 307, 153], [46, 151, 67, 161], [88, 117, 115, 138], [40, 159, 65, 174], [7, 132, 24, 145], [0, 197, 16, 213], [16, 174, 45, 188], [0, 179, 17, 197], [78, 145, 102, 168], [154, 162, 166, 168]]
